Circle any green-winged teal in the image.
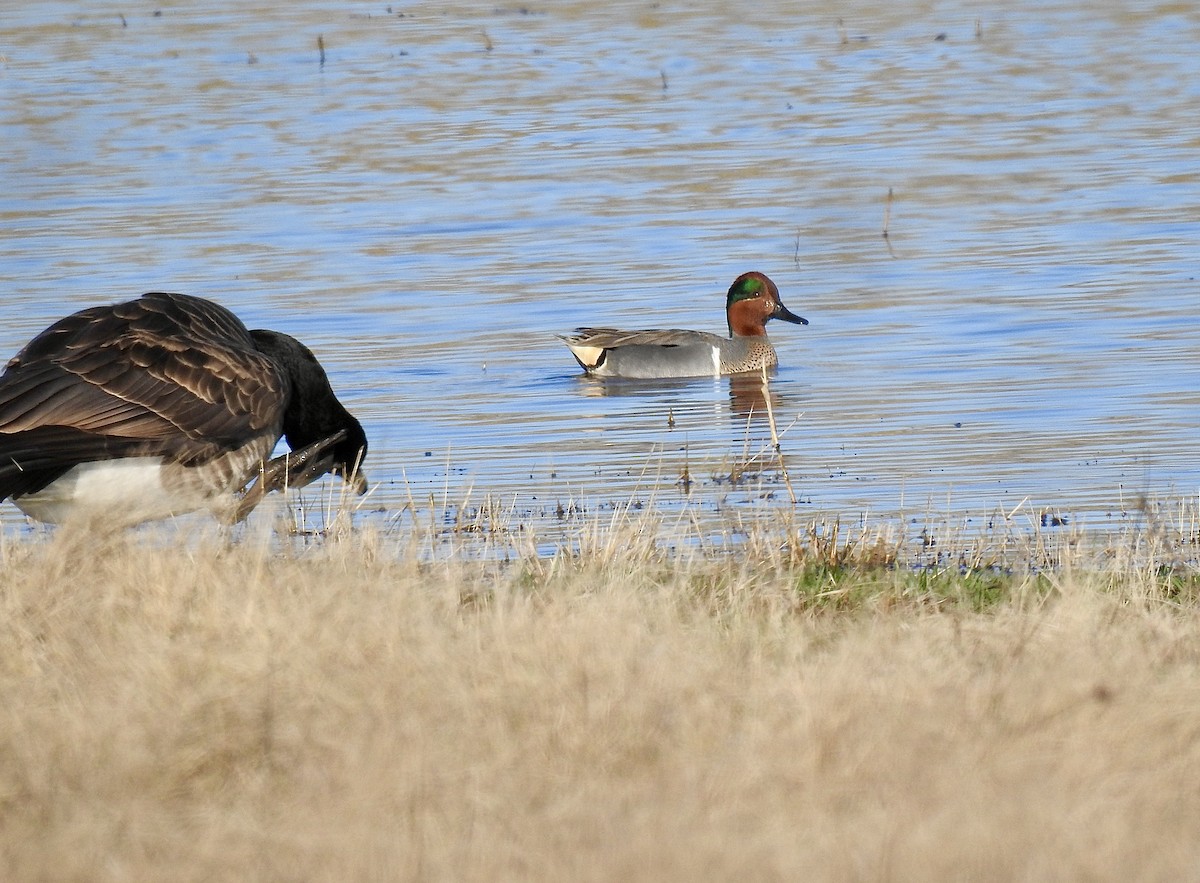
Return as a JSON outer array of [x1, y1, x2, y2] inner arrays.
[[562, 271, 808, 379], [0, 292, 368, 524]]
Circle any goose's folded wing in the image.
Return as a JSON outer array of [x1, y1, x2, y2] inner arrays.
[[0, 293, 289, 463]]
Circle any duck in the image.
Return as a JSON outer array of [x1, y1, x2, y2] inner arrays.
[[561, 271, 808, 379], [0, 291, 368, 525]]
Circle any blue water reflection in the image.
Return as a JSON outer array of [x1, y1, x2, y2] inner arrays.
[[2, 1, 1199, 538]]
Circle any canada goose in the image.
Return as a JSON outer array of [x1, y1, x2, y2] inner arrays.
[[0, 292, 368, 525]]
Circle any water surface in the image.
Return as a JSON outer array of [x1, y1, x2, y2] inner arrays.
[[2, 1, 1198, 543]]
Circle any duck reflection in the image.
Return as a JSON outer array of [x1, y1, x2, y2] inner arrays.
[[571, 372, 799, 434], [727, 373, 774, 422]]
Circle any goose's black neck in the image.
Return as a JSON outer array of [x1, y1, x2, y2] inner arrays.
[[249, 329, 367, 474]]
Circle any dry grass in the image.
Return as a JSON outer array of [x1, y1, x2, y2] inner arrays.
[[3, 502, 1200, 881]]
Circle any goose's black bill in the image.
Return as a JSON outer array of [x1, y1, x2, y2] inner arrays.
[[0, 292, 368, 525]]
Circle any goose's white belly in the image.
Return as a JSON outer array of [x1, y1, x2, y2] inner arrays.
[[15, 458, 214, 525]]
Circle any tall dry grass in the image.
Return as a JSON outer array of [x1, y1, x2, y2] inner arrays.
[[2, 503, 1200, 881]]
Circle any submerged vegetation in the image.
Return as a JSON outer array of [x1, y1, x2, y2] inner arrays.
[[2, 493, 1200, 880]]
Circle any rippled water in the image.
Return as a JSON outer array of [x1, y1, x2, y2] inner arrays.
[[2, 1, 1199, 540]]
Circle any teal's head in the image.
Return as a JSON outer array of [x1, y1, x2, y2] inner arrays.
[[726, 273, 768, 309], [724, 272, 808, 337]]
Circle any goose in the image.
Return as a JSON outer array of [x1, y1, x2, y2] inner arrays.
[[0, 291, 368, 525]]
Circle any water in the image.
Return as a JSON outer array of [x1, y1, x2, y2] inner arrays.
[[2, 1, 1198, 541]]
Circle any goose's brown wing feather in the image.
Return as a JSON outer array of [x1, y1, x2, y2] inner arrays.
[[0, 292, 289, 468]]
